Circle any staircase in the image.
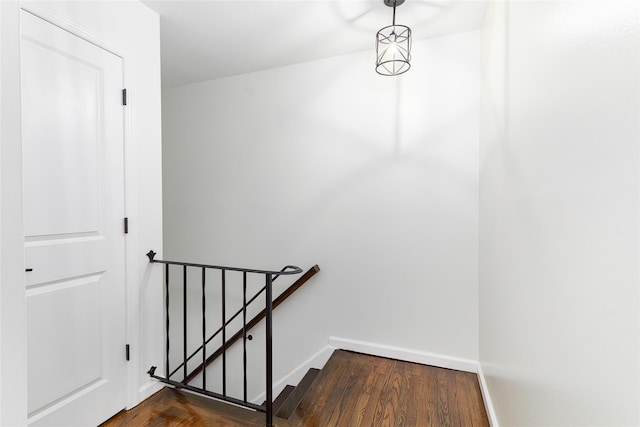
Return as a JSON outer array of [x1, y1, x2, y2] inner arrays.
[[102, 349, 490, 426], [267, 368, 321, 420], [144, 250, 320, 427]]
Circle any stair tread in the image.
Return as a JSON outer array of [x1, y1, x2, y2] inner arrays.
[[276, 368, 322, 419], [272, 385, 296, 413]]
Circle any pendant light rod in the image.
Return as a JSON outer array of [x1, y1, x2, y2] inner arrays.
[[392, 1, 396, 26], [387, 0, 403, 27]]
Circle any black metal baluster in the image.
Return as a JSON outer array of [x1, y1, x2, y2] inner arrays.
[[265, 273, 273, 427], [243, 271, 247, 403], [202, 267, 206, 391], [165, 263, 170, 379], [221, 269, 226, 396], [183, 265, 188, 382]]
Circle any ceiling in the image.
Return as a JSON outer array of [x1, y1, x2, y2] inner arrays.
[[141, 0, 487, 88]]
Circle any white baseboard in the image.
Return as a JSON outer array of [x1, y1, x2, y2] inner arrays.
[[252, 345, 335, 404], [136, 380, 163, 408], [329, 336, 478, 373], [476, 363, 499, 427]]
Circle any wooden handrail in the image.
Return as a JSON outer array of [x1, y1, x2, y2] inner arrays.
[[184, 264, 320, 384]]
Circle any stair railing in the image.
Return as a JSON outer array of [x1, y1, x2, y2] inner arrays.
[[184, 264, 320, 383], [145, 250, 303, 427], [167, 264, 292, 381]]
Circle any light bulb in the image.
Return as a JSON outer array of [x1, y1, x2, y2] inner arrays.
[[387, 32, 399, 57]]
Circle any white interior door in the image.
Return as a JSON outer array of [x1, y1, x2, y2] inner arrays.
[[21, 10, 127, 426]]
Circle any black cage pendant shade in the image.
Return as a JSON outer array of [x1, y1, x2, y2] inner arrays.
[[376, 0, 411, 76]]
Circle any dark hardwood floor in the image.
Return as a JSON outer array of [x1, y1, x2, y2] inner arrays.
[[101, 387, 268, 427], [101, 350, 489, 427], [287, 350, 489, 427]]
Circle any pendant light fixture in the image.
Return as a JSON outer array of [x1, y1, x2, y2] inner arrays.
[[376, 0, 412, 76]]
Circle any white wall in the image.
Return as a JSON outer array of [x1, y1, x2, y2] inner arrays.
[[479, 1, 640, 425], [0, 1, 164, 421], [162, 29, 481, 394]]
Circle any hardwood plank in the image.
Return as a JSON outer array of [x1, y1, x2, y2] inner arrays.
[[371, 358, 421, 427], [436, 367, 454, 426], [339, 354, 392, 426], [371, 358, 400, 426], [414, 361, 433, 426], [451, 371, 490, 427], [323, 353, 380, 426], [394, 361, 420, 427]]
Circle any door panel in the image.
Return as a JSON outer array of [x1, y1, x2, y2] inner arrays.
[[22, 34, 101, 237], [21, 10, 127, 426], [27, 277, 104, 413]]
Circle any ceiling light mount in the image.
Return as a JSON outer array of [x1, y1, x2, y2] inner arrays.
[[383, 0, 405, 6], [376, 0, 411, 76]]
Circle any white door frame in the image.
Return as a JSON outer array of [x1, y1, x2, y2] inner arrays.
[[1, 1, 29, 425], [20, 0, 142, 410]]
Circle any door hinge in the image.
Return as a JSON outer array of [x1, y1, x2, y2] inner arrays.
[[126, 344, 130, 361], [124, 217, 129, 234], [122, 88, 127, 106]]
